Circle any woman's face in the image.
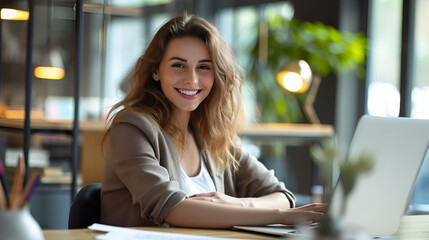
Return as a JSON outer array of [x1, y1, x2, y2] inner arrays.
[[154, 37, 214, 117]]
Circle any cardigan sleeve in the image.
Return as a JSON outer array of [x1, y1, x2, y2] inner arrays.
[[101, 113, 186, 226], [233, 147, 296, 208]]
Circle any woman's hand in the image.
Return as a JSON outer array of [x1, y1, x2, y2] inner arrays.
[[280, 203, 327, 225], [294, 203, 327, 212], [188, 192, 327, 225], [189, 192, 250, 207]]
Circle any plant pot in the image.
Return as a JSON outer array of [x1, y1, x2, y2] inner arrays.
[[0, 208, 44, 240]]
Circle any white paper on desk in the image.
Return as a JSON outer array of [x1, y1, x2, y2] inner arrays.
[[89, 223, 248, 240]]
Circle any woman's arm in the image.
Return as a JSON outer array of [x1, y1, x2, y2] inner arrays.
[[231, 147, 296, 208], [189, 192, 291, 209], [164, 198, 325, 228], [246, 192, 291, 209]]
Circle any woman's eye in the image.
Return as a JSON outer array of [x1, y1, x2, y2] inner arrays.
[[199, 65, 210, 70], [172, 63, 184, 68]]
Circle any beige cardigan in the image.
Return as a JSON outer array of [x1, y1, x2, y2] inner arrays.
[[100, 111, 296, 227]]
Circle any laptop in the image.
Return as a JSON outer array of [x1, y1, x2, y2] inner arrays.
[[233, 115, 429, 237]]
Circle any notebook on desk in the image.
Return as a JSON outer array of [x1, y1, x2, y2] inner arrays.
[[234, 115, 429, 237]]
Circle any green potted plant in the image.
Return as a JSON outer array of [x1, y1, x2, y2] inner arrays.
[[310, 139, 373, 238], [247, 16, 367, 123]]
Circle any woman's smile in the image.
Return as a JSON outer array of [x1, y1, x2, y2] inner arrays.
[[176, 88, 201, 98]]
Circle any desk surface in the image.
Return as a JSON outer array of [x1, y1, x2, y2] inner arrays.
[[43, 215, 429, 240]]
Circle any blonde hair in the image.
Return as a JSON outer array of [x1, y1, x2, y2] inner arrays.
[[104, 13, 244, 171]]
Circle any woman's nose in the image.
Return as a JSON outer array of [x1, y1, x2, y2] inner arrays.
[[184, 69, 198, 85]]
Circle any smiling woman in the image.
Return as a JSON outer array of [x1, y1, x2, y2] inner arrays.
[[100, 12, 325, 229]]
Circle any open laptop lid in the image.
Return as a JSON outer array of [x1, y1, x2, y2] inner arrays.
[[330, 115, 429, 237]]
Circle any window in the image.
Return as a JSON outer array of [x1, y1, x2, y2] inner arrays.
[[410, 0, 429, 119], [366, 0, 402, 117], [216, 6, 258, 124], [367, 0, 429, 209], [103, 12, 170, 118], [409, 0, 429, 208], [215, 2, 294, 124], [103, 15, 146, 117]]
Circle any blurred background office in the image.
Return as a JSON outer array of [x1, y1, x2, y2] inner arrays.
[[0, 0, 428, 229]]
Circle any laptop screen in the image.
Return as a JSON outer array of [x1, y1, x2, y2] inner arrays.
[[329, 116, 429, 237]]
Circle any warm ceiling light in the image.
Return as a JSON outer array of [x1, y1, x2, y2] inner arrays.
[[1, 8, 29, 21], [34, 67, 65, 80], [34, 48, 65, 80], [32, 2, 65, 81]]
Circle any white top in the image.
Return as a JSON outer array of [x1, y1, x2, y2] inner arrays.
[[180, 156, 216, 196]]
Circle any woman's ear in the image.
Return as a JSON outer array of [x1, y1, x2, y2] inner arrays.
[[152, 70, 160, 81]]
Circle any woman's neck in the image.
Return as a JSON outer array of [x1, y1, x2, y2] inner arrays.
[[173, 109, 191, 136]]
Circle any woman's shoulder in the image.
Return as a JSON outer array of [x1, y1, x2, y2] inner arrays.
[[113, 110, 161, 133]]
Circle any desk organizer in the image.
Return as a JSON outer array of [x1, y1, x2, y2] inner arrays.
[[0, 208, 44, 240]]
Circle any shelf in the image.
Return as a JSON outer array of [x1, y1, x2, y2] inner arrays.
[[0, 117, 107, 133], [240, 123, 334, 140]]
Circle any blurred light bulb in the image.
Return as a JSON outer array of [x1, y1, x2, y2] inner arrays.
[[1, 8, 29, 21], [277, 60, 312, 93], [282, 72, 303, 92], [34, 67, 65, 80]]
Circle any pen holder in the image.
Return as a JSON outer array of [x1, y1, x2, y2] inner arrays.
[[0, 208, 44, 240]]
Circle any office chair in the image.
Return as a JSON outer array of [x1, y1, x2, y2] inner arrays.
[[68, 183, 102, 229]]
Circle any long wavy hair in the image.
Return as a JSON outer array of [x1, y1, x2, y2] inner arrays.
[[104, 13, 244, 171]]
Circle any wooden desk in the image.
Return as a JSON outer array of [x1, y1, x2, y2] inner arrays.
[[394, 215, 429, 239], [43, 215, 429, 240], [43, 227, 274, 240]]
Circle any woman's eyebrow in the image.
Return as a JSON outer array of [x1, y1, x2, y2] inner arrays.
[[168, 57, 212, 63], [168, 56, 187, 62]]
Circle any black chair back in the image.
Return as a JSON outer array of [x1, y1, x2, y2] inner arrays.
[[68, 183, 102, 229]]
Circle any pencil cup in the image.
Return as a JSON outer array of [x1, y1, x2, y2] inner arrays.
[[0, 208, 44, 240]]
